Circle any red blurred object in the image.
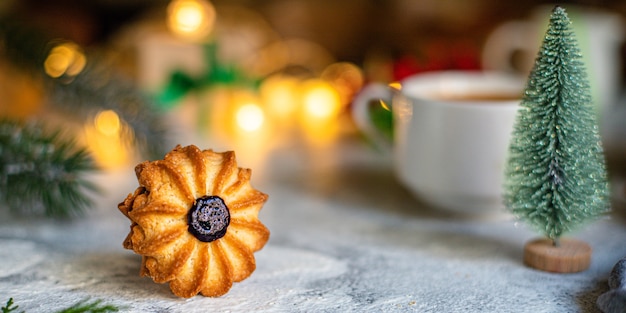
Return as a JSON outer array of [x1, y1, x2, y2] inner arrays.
[[392, 39, 481, 81]]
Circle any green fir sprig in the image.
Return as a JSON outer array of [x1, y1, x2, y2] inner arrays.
[[0, 119, 99, 217], [55, 298, 120, 313], [1, 298, 23, 313], [2, 298, 120, 313]]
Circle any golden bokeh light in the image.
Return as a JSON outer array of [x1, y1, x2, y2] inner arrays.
[[66, 52, 86, 77], [94, 110, 121, 136], [259, 74, 300, 121], [167, 0, 216, 41], [300, 79, 342, 120], [44, 42, 86, 78], [236, 103, 264, 132], [84, 110, 131, 169]]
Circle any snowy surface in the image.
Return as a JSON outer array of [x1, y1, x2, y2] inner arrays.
[[1, 124, 626, 313]]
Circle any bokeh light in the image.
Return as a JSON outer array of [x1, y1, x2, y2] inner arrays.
[[259, 74, 300, 121], [84, 110, 132, 169], [236, 103, 264, 132], [94, 110, 121, 136], [44, 42, 86, 78], [300, 79, 342, 120], [167, 0, 216, 41]]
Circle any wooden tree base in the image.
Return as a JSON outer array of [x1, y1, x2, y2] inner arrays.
[[523, 238, 592, 273]]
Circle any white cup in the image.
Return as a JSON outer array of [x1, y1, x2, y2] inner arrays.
[[353, 71, 524, 214]]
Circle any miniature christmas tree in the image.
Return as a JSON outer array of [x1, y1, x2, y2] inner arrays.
[[503, 6, 610, 272]]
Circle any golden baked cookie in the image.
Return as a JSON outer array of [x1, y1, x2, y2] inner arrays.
[[119, 145, 269, 298]]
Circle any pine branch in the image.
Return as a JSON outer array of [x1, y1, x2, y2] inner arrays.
[[0, 119, 99, 217], [1, 298, 24, 313], [2, 298, 120, 313], [55, 299, 120, 313]]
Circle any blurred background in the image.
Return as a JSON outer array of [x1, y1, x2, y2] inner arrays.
[[4, 0, 626, 66], [0, 0, 625, 171]]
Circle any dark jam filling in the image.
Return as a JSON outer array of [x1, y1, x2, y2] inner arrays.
[[187, 195, 230, 242]]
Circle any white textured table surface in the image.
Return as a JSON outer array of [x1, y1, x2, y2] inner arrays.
[[1, 120, 626, 313]]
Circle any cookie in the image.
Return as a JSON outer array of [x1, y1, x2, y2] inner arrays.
[[119, 145, 269, 297]]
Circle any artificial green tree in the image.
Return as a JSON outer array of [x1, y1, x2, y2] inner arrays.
[[503, 6, 610, 272]]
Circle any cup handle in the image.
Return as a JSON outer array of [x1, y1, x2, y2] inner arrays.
[[351, 83, 393, 152], [482, 21, 535, 73]]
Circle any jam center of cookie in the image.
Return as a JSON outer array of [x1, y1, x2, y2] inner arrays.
[[188, 195, 230, 242]]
